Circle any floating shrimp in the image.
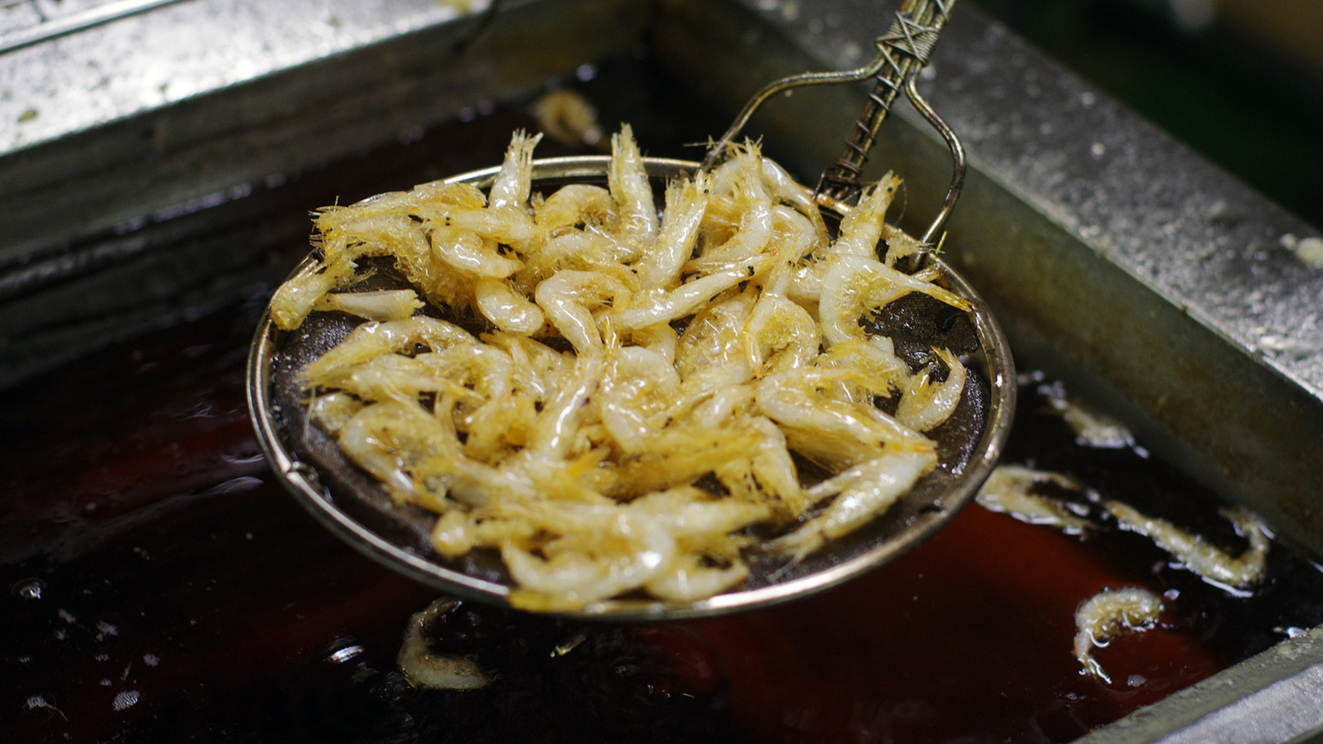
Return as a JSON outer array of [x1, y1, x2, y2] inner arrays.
[[1107, 502, 1269, 590], [975, 465, 1092, 533], [1073, 588, 1164, 683]]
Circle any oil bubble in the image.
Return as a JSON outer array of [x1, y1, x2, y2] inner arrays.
[[13, 578, 46, 600]]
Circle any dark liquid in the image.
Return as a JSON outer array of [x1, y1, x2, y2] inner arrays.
[[4, 54, 1323, 744]]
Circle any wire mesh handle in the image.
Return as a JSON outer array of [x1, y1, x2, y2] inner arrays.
[[702, 0, 964, 245]]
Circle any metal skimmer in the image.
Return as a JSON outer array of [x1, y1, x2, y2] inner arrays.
[[248, 0, 1013, 620]]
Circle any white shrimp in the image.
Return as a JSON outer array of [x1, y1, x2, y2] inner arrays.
[[501, 506, 677, 610], [829, 173, 902, 259], [763, 204, 824, 297], [895, 348, 967, 432], [598, 345, 681, 454], [337, 399, 463, 503], [645, 555, 751, 603], [1107, 502, 1269, 589], [488, 130, 542, 211], [270, 257, 358, 330], [431, 226, 523, 278], [535, 183, 615, 233], [744, 294, 819, 376], [632, 173, 710, 290], [1074, 588, 1164, 683], [613, 256, 768, 331], [606, 124, 657, 263], [475, 277, 545, 334], [313, 289, 423, 322], [534, 270, 632, 356], [819, 254, 969, 349], [771, 448, 937, 560], [758, 155, 830, 246], [300, 316, 475, 384], [756, 366, 933, 471], [688, 152, 773, 273]]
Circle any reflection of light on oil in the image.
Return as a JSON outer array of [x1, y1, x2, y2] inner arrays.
[[12, 578, 45, 600], [113, 690, 141, 711]]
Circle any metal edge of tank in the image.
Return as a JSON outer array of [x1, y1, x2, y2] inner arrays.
[[0, 0, 650, 269], [0, 0, 652, 388], [650, 0, 1323, 742]]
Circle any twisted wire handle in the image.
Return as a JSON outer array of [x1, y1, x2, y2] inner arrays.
[[702, 0, 964, 245], [816, 0, 956, 204]]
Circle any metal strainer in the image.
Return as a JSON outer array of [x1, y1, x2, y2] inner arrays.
[[247, 0, 1013, 620]]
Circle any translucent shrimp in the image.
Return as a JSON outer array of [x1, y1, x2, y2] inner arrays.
[[688, 152, 773, 273], [895, 348, 967, 432], [756, 367, 934, 471], [828, 173, 902, 259], [645, 555, 750, 603], [1107, 502, 1269, 589], [300, 316, 475, 384], [474, 277, 545, 334], [337, 399, 463, 503], [488, 130, 542, 211], [313, 289, 423, 322], [613, 255, 769, 331], [673, 291, 758, 416], [274, 128, 978, 607], [442, 208, 542, 251], [501, 505, 677, 610], [762, 204, 824, 297], [757, 155, 830, 247], [269, 257, 358, 330], [535, 183, 615, 233], [598, 345, 681, 454], [744, 294, 819, 376], [307, 392, 363, 434], [771, 448, 937, 560], [632, 173, 710, 290], [606, 124, 657, 263], [819, 255, 969, 350], [308, 353, 474, 408], [1074, 588, 1164, 683], [534, 271, 632, 356], [484, 331, 569, 402], [431, 226, 523, 278]]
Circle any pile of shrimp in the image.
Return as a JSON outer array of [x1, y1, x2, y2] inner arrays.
[[269, 125, 971, 610]]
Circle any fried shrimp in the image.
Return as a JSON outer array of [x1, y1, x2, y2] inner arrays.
[[273, 127, 976, 608]]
